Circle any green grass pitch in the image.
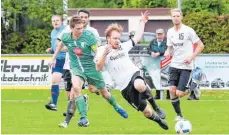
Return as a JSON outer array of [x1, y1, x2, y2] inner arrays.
[[1, 89, 229, 134]]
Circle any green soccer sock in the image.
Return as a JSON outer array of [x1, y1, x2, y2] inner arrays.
[[105, 95, 119, 108], [75, 95, 87, 118]]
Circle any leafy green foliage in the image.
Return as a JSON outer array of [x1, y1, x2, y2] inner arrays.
[[139, 0, 169, 8], [1, 32, 26, 54], [1, 0, 229, 54], [183, 12, 229, 53], [1, 0, 63, 54], [182, 0, 229, 15], [21, 29, 51, 54]]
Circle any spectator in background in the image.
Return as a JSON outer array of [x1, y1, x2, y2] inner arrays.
[[148, 28, 170, 100]]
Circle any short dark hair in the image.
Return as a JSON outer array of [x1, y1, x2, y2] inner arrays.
[[78, 8, 90, 17]]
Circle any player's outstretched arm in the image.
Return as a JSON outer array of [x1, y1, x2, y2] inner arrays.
[[132, 10, 150, 44]]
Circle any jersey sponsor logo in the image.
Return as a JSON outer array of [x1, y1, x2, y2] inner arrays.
[[174, 43, 184, 46], [110, 52, 125, 60], [81, 42, 86, 48], [73, 47, 83, 56]]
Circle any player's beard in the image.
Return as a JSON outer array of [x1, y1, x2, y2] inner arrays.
[[112, 42, 120, 49]]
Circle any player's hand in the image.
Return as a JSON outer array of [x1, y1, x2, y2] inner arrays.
[[141, 10, 150, 23], [103, 45, 111, 57], [46, 48, 52, 53], [48, 58, 56, 68], [184, 57, 193, 64], [164, 51, 170, 59], [151, 52, 160, 58]]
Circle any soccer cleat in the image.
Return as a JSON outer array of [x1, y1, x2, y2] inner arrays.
[[175, 115, 184, 121], [78, 117, 89, 127], [58, 121, 68, 128], [114, 105, 128, 118], [187, 94, 194, 100], [189, 82, 201, 98], [193, 87, 201, 99], [45, 102, 57, 111], [156, 119, 169, 130], [155, 108, 166, 119]]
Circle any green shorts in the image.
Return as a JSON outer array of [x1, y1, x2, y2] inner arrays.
[[71, 67, 105, 89]]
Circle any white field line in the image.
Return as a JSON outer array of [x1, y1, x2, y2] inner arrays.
[[1, 99, 229, 102], [2, 134, 229, 135]]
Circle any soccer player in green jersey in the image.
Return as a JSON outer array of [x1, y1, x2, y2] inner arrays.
[[48, 16, 128, 127]]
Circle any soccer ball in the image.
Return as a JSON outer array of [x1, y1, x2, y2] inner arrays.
[[175, 119, 192, 134]]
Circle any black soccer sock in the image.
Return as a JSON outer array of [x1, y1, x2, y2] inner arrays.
[[171, 97, 183, 117], [191, 90, 194, 95], [65, 100, 74, 124], [146, 113, 161, 123], [140, 87, 159, 111]]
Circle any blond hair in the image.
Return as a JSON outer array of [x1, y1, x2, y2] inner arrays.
[[51, 15, 63, 21], [105, 23, 123, 37], [69, 16, 84, 28], [170, 8, 183, 16]]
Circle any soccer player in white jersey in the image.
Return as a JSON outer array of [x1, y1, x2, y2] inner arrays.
[[95, 11, 169, 130], [164, 8, 204, 121]]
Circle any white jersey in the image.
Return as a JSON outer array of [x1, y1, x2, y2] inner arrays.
[[167, 24, 200, 70], [63, 53, 70, 70], [96, 40, 139, 91]]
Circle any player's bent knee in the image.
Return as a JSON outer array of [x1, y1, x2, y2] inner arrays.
[[176, 91, 186, 97], [169, 86, 176, 94], [134, 79, 145, 92], [143, 105, 152, 117], [52, 79, 60, 85], [88, 85, 97, 93], [52, 72, 62, 84], [72, 85, 82, 93]]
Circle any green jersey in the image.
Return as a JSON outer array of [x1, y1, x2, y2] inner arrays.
[[61, 30, 98, 72]]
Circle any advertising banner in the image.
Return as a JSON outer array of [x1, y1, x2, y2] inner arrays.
[[194, 54, 229, 89], [1, 55, 52, 89], [1, 54, 229, 90], [130, 54, 229, 90]]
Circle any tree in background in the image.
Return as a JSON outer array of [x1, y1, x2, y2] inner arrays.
[[182, 0, 229, 15], [1, 0, 63, 54], [1, 0, 228, 54], [183, 12, 229, 53], [69, 0, 123, 8]]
